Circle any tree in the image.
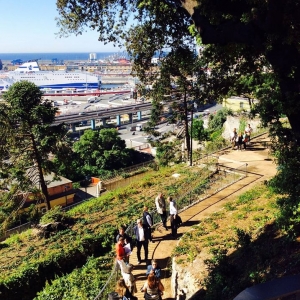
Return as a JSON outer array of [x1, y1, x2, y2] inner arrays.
[[191, 118, 207, 143], [72, 128, 134, 172], [55, 0, 300, 130], [56, 0, 300, 222], [0, 81, 68, 210], [156, 141, 182, 166]]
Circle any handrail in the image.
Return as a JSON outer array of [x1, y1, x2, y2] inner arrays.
[[94, 162, 247, 299], [94, 261, 120, 300]]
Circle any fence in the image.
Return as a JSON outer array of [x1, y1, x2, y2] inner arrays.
[[100, 160, 156, 183], [0, 222, 32, 242], [94, 162, 248, 300]]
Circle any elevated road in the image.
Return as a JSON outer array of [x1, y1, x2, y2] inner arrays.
[[53, 102, 153, 125]]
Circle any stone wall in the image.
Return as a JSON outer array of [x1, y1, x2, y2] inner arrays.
[[171, 251, 210, 299]]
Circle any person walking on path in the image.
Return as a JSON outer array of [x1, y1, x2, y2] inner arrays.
[[115, 237, 130, 272], [155, 193, 168, 230], [115, 277, 138, 300], [133, 218, 149, 264], [146, 259, 161, 279], [116, 225, 133, 249], [121, 263, 138, 296], [168, 196, 178, 238], [245, 124, 253, 144], [230, 128, 238, 149], [143, 206, 154, 243], [141, 273, 164, 300], [237, 132, 246, 150]]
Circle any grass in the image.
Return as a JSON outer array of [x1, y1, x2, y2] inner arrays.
[[0, 162, 219, 299], [172, 182, 300, 299]]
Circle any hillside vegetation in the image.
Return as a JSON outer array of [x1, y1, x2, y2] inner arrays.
[[0, 162, 217, 299], [173, 183, 300, 299]]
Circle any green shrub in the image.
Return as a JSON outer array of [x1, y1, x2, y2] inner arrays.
[[40, 206, 69, 224], [34, 256, 114, 300]]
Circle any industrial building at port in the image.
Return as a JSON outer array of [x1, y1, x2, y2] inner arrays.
[[2, 52, 160, 75]]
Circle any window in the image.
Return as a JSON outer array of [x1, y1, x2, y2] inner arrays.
[[240, 102, 244, 109]]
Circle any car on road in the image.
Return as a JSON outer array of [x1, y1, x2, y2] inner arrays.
[[144, 135, 154, 141], [87, 96, 101, 103], [78, 112, 88, 115], [203, 109, 210, 116]]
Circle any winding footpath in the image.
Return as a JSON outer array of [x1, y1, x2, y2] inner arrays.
[[128, 136, 276, 300]]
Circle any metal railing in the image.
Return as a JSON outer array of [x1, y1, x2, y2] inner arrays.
[[94, 163, 248, 299]]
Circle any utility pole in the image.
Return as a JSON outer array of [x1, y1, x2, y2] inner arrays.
[[190, 109, 193, 166]]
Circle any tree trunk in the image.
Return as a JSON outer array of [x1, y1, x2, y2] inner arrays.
[[183, 89, 191, 159], [30, 134, 51, 210]]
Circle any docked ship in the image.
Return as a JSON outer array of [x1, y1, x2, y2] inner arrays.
[[0, 60, 101, 90], [0, 77, 15, 92]]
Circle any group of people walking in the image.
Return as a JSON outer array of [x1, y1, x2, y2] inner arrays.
[[230, 124, 253, 150], [115, 259, 164, 300], [114, 192, 181, 299]]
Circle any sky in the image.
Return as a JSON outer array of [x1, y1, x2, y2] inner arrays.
[[0, 0, 123, 53]]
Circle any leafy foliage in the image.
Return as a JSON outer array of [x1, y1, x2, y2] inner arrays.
[[0, 81, 71, 210], [40, 206, 70, 225], [34, 256, 114, 300], [191, 118, 207, 142]]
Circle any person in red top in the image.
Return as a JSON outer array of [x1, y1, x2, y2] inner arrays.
[[116, 236, 126, 261]]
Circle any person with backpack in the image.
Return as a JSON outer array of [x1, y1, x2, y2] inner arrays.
[[168, 196, 178, 238], [143, 206, 154, 243]]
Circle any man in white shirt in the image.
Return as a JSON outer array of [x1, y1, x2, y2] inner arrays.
[[133, 219, 149, 264], [168, 196, 178, 238], [245, 124, 253, 144]]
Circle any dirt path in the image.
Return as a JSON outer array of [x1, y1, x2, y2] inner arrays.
[[129, 137, 277, 300]]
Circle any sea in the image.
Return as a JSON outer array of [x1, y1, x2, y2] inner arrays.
[[0, 52, 128, 62]]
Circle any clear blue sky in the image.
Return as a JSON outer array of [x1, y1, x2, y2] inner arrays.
[[0, 0, 122, 53]]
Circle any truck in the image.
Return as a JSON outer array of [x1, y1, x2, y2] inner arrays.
[[128, 123, 143, 132]]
